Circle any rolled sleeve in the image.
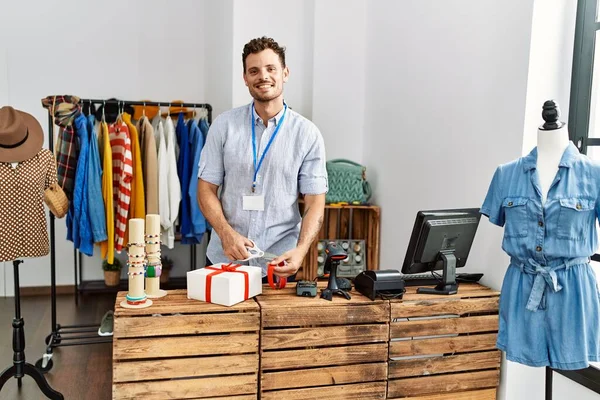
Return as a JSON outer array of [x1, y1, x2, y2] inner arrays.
[[480, 166, 505, 227], [198, 117, 225, 186], [299, 128, 328, 195]]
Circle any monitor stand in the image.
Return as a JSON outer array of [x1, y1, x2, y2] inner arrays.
[[417, 251, 458, 295]]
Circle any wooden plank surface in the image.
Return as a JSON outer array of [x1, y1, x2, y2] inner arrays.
[[115, 290, 258, 316], [387, 369, 499, 398], [261, 362, 387, 390], [391, 297, 499, 319], [261, 382, 386, 400], [262, 303, 389, 327], [257, 290, 384, 305], [114, 312, 260, 338], [389, 351, 501, 378], [391, 315, 498, 338], [262, 324, 388, 350], [113, 354, 258, 382], [262, 343, 388, 370], [112, 374, 257, 399], [393, 388, 497, 400], [114, 333, 258, 360], [390, 333, 497, 358]]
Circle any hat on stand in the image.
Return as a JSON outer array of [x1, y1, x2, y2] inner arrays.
[[0, 106, 44, 162]]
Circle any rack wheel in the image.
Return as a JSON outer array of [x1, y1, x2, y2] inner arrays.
[[35, 357, 53, 373]]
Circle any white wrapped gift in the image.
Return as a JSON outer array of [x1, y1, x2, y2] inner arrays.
[[187, 263, 262, 307]]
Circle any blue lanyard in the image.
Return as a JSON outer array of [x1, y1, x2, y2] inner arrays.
[[251, 103, 287, 192]]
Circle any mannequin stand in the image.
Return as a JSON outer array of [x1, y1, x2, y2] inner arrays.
[[0, 260, 63, 399]]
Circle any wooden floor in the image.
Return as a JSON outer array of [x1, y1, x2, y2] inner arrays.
[[0, 293, 115, 400]]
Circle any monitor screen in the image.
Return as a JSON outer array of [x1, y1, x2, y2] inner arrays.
[[402, 208, 481, 275]]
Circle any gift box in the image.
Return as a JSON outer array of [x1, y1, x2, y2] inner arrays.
[[187, 263, 263, 307]]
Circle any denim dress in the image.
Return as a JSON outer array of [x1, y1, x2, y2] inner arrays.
[[481, 143, 600, 369]]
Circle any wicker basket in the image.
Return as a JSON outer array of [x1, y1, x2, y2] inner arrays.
[[43, 183, 68, 218], [104, 270, 121, 287]]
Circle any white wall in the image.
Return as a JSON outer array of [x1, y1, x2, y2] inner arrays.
[[522, 0, 577, 155], [362, 1, 535, 400], [554, 373, 600, 399], [311, 0, 367, 162], [231, 0, 315, 117], [0, 0, 210, 295]]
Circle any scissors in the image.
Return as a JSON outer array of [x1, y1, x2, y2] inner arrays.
[[239, 240, 280, 263], [239, 240, 287, 289]]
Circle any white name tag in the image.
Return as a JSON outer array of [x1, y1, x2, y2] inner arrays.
[[243, 195, 265, 211]]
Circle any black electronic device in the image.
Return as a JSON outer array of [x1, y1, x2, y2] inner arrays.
[[402, 208, 481, 295], [321, 242, 351, 301], [354, 270, 406, 300], [402, 272, 484, 287], [296, 280, 318, 297]]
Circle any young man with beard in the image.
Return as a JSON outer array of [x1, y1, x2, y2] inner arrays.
[[198, 37, 328, 280]]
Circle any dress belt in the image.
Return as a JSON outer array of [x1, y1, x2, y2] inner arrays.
[[510, 257, 590, 312]]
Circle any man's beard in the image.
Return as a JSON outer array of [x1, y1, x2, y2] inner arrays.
[[250, 86, 282, 103]]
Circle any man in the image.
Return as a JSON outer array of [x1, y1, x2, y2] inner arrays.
[[197, 37, 328, 280]]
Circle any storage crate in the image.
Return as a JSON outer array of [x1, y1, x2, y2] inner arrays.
[[387, 283, 501, 399], [257, 285, 389, 399], [298, 203, 380, 280], [112, 290, 260, 400]]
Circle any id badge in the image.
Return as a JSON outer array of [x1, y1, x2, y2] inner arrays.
[[243, 195, 265, 211]]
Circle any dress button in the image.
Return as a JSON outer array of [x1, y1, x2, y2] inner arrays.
[[508, 202, 513, 206], [536, 246, 542, 252], [538, 221, 544, 227]]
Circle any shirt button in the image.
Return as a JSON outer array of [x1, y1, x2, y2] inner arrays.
[[536, 246, 542, 252], [538, 221, 544, 227], [576, 203, 582, 210], [508, 202, 513, 206]]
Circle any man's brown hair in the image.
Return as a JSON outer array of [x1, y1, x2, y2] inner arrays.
[[242, 37, 286, 73]]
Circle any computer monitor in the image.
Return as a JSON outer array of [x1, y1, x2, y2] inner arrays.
[[401, 208, 481, 295]]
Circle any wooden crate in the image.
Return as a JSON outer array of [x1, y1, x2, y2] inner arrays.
[[257, 285, 389, 399], [298, 203, 381, 280], [387, 283, 501, 399], [112, 290, 260, 400]]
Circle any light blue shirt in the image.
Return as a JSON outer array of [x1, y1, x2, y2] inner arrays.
[[481, 142, 599, 310], [198, 102, 328, 273]]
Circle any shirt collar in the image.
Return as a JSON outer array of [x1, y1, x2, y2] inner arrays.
[[522, 141, 579, 172], [251, 101, 286, 126]]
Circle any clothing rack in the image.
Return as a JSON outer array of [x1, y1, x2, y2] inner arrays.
[[36, 98, 212, 373]]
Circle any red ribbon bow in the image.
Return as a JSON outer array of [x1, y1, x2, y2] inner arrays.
[[267, 262, 287, 290], [205, 263, 249, 303]]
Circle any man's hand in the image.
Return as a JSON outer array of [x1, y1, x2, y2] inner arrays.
[[270, 247, 307, 278], [221, 230, 254, 261]]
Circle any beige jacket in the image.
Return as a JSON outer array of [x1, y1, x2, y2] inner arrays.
[[136, 116, 159, 215]]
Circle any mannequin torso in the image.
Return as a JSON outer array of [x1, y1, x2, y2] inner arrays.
[[536, 125, 569, 204]]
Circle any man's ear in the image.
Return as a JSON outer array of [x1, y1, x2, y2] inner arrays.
[[283, 66, 290, 83]]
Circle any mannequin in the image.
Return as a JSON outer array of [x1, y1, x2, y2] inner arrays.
[[0, 106, 63, 399], [536, 100, 570, 204], [480, 99, 600, 373]]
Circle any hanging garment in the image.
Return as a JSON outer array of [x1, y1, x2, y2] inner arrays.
[[481, 143, 600, 370], [122, 112, 145, 220], [156, 117, 169, 242], [162, 117, 180, 249], [176, 113, 195, 244], [86, 115, 107, 243], [187, 118, 206, 241], [41, 96, 81, 199], [99, 121, 115, 263], [136, 116, 159, 214], [69, 114, 94, 256], [109, 122, 133, 253], [0, 150, 58, 262]]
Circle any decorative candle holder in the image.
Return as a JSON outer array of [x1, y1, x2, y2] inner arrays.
[[145, 214, 167, 298], [120, 218, 153, 309]]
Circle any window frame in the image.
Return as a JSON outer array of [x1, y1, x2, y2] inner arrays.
[[558, 0, 600, 397]]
